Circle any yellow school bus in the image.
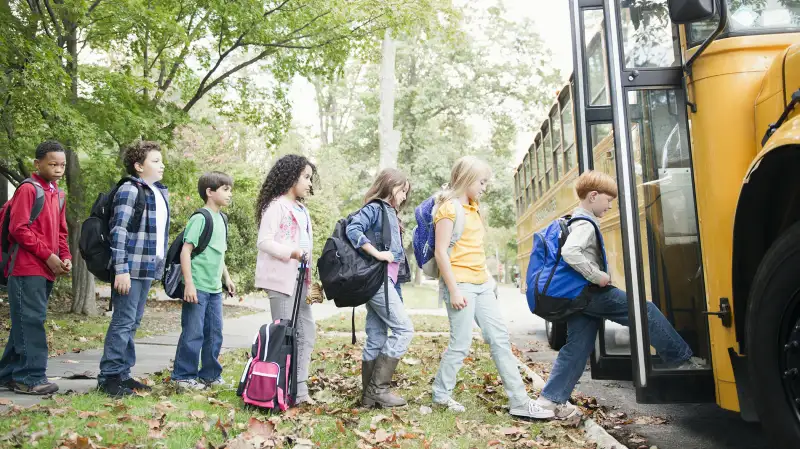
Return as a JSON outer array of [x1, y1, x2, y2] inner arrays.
[[514, 1, 800, 445]]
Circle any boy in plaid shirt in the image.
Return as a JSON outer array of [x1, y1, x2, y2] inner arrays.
[[98, 141, 170, 397]]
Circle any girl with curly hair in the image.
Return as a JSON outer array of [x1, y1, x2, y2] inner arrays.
[[254, 154, 317, 404]]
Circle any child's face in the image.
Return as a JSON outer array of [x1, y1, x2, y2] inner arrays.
[[208, 184, 233, 208], [391, 182, 409, 208], [292, 165, 314, 200], [34, 151, 66, 183], [587, 192, 615, 218], [466, 176, 489, 202], [136, 150, 165, 183]]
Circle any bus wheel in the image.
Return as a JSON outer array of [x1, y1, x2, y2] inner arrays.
[[546, 320, 567, 350], [747, 221, 800, 447]]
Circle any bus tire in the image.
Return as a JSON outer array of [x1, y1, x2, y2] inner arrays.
[[746, 221, 800, 447], [546, 320, 567, 350]]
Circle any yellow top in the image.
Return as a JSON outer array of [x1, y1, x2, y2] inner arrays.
[[434, 200, 488, 284]]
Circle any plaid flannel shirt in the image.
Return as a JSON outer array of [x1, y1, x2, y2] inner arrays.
[[110, 178, 170, 280]]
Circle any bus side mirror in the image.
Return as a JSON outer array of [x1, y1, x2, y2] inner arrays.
[[667, 0, 717, 24]]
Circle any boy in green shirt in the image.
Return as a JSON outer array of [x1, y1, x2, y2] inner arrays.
[[172, 172, 235, 391]]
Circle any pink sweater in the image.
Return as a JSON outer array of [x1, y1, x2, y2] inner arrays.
[[255, 197, 313, 296]]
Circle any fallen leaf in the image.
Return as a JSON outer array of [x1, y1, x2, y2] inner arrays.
[[0, 398, 12, 406], [501, 427, 525, 436], [402, 357, 421, 365], [72, 348, 82, 353], [78, 337, 88, 343], [419, 405, 432, 415], [86, 422, 98, 429], [488, 440, 503, 446], [207, 397, 227, 406], [566, 434, 586, 445], [455, 419, 465, 433], [247, 417, 275, 438], [313, 388, 337, 404], [215, 418, 229, 440], [293, 438, 314, 449], [191, 410, 206, 420], [370, 414, 389, 431], [148, 430, 165, 439], [147, 420, 161, 430], [48, 408, 68, 416], [374, 429, 392, 443], [336, 419, 346, 434]]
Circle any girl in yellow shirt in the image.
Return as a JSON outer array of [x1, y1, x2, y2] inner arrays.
[[431, 156, 540, 418]]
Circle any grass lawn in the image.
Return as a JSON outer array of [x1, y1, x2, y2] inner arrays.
[[0, 294, 260, 357], [399, 284, 439, 310], [317, 311, 453, 333], [0, 336, 591, 449]]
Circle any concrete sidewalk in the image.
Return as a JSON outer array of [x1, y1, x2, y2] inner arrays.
[[0, 296, 343, 408]]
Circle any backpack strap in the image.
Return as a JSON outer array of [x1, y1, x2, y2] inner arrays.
[[111, 177, 147, 233], [221, 212, 229, 244], [377, 201, 392, 333], [190, 209, 214, 258], [566, 216, 607, 271]]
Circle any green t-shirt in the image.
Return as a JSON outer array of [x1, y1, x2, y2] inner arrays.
[[183, 208, 227, 294]]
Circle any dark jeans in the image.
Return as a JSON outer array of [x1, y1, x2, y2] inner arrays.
[[99, 279, 152, 383], [171, 290, 224, 381], [0, 276, 53, 386]]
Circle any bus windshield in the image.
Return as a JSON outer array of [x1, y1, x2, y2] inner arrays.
[[689, 0, 800, 44]]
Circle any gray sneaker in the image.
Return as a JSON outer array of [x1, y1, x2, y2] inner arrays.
[[434, 397, 466, 413], [676, 357, 707, 370], [510, 399, 555, 419], [175, 379, 207, 391], [201, 378, 228, 388], [528, 397, 579, 420]]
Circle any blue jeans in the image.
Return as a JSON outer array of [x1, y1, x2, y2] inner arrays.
[[363, 280, 414, 361], [99, 279, 152, 383], [432, 280, 530, 408], [172, 290, 224, 381], [0, 276, 53, 386], [541, 286, 693, 403]]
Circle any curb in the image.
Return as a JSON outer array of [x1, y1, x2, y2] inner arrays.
[[583, 418, 627, 449], [514, 357, 626, 449]]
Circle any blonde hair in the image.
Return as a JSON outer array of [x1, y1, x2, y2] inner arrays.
[[364, 168, 411, 208], [436, 156, 492, 225], [575, 170, 618, 200]]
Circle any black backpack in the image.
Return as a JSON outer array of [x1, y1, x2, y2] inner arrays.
[[317, 200, 391, 343], [162, 208, 228, 299], [79, 177, 146, 284], [0, 179, 65, 287]]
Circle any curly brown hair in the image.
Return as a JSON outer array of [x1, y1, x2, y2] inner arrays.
[[255, 154, 317, 226], [123, 140, 162, 176]]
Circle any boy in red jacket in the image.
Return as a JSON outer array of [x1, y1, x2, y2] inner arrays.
[[0, 141, 71, 395]]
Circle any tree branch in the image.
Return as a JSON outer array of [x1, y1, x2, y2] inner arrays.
[[43, 0, 64, 36], [154, 10, 211, 103], [87, 0, 102, 16], [0, 164, 24, 186]]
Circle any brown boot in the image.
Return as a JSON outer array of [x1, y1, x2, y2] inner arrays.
[[362, 354, 406, 408], [362, 359, 376, 402]]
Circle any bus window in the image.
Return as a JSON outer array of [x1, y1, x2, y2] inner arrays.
[[627, 88, 709, 368], [561, 99, 577, 171], [583, 9, 610, 106], [535, 135, 545, 196], [528, 144, 537, 202], [543, 123, 553, 190], [551, 108, 563, 180], [620, 0, 680, 69], [523, 154, 531, 206]]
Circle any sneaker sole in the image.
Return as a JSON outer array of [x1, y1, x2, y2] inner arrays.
[[555, 409, 580, 420], [14, 387, 58, 396], [510, 409, 556, 420]]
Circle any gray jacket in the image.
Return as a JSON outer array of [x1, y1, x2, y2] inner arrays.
[[562, 207, 606, 285]]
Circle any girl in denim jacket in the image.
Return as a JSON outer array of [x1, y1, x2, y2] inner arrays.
[[346, 168, 414, 408], [255, 154, 317, 404]]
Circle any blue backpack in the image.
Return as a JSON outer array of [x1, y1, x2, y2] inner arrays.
[[526, 215, 606, 321], [412, 196, 465, 278]]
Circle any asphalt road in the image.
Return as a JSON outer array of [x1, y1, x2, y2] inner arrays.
[[496, 284, 770, 449]]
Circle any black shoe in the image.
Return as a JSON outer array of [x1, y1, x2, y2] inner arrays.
[[0, 378, 15, 391], [15, 381, 58, 395], [121, 378, 151, 392], [98, 377, 135, 397]]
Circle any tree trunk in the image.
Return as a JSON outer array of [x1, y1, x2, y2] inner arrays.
[[0, 177, 8, 205], [378, 29, 400, 170], [64, 25, 97, 316]]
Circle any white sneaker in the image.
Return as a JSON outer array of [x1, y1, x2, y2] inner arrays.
[[510, 399, 555, 419], [433, 397, 466, 413], [676, 357, 707, 370], [202, 378, 227, 388], [175, 379, 207, 391]]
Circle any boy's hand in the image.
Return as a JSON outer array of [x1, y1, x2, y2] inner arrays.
[[290, 248, 305, 261], [61, 259, 72, 273], [225, 279, 236, 297], [376, 251, 395, 263], [46, 254, 66, 276], [449, 291, 467, 310], [184, 283, 198, 304], [597, 272, 611, 287], [114, 273, 131, 295]]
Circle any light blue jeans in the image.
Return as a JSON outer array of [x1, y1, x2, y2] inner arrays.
[[99, 279, 153, 384], [432, 280, 530, 409], [363, 279, 414, 361], [541, 286, 693, 403]]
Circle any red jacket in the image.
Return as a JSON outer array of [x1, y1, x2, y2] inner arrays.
[[7, 173, 71, 281]]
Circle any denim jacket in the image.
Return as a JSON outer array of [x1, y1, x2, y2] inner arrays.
[[345, 201, 405, 262]]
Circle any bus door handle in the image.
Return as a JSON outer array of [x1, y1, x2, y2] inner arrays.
[[702, 297, 732, 328]]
